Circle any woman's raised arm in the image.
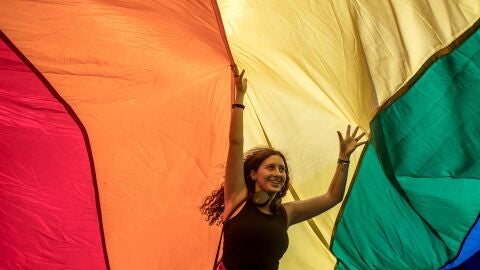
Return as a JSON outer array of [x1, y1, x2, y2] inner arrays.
[[223, 68, 248, 218], [283, 125, 367, 226]]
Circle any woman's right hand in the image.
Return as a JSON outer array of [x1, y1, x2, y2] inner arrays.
[[234, 68, 247, 96]]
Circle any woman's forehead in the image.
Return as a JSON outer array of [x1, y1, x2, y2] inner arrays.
[[262, 155, 285, 165]]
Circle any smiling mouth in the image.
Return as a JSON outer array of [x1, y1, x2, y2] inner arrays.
[[269, 178, 283, 186]]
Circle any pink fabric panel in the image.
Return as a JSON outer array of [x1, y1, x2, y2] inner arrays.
[[0, 34, 107, 269]]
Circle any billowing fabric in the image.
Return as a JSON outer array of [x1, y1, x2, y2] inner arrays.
[[1, 1, 231, 269], [1, 0, 480, 269], [218, 1, 480, 269], [332, 28, 480, 269]]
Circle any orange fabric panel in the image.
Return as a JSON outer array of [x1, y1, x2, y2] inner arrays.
[[1, 1, 231, 269]]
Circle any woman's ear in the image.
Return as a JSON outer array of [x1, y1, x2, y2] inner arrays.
[[250, 170, 256, 181]]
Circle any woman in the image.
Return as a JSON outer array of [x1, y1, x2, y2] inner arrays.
[[201, 69, 367, 270]]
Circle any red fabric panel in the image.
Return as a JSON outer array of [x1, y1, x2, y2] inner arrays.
[[0, 33, 107, 270]]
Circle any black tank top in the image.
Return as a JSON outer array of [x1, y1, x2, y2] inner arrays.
[[222, 199, 289, 270]]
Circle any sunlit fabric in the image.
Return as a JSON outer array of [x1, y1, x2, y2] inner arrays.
[[1, 0, 480, 269], [218, 0, 480, 269]]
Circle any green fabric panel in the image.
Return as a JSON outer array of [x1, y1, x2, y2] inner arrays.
[[332, 29, 480, 270], [333, 145, 449, 269], [398, 177, 479, 251]]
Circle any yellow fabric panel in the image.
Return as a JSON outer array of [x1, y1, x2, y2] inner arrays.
[[1, 1, 231, 269], [218, 1, 480, 269], [351, 0, 480, 105], [280, 194, 337, 269]]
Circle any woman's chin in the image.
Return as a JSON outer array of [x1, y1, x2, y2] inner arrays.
[[267, 184, 282, 193]]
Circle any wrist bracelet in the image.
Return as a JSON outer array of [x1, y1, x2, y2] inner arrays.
[[232, 103, 245, 109], [338, 158, 350, 165]]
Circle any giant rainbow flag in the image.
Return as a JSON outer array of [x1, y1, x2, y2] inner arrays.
[[1, 1, 479, 269]]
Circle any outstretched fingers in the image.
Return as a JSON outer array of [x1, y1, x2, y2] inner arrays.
[[355, 132, 368, 146], [357, 140, 368, 146], [232, 65, 239, 76], [239, 69, 245, 80], [351, 126, 359, 137], [355, 132, 365, 141], [337, 130, 344, 142], [234, 68, 244, 79]]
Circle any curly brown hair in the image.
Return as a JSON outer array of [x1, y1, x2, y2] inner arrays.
[[200, 147, 290, 226]]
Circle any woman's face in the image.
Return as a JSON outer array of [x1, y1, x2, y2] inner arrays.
[[250, 155, 286, 194]]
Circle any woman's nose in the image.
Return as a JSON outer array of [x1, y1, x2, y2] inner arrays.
[[273, 168, 283, 175]]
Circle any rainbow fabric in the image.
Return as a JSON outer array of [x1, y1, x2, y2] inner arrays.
[[1, 1, 479, 269]]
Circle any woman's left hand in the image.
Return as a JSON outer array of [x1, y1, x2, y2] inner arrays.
[[337, 125, 368, 160]]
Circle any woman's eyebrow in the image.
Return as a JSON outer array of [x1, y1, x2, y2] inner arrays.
[[266, 163, 285, 167]]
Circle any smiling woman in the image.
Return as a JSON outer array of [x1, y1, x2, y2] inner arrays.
[[251, 154, 287, 195], [200, 69, 367, 270]]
